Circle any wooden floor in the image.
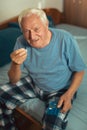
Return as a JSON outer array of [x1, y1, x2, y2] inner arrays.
[[13, 107, 42, 130]]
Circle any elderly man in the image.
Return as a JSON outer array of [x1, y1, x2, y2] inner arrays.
[[6, 8, 86, 130]]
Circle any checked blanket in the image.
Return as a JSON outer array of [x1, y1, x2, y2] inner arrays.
[[0, 76, 36, 130], [0, 75, 73, 130]]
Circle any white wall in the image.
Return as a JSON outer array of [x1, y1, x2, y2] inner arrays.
[[0, 0, 63, 22]]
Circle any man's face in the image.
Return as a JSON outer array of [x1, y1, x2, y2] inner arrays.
[[21, 14, 49, 48]]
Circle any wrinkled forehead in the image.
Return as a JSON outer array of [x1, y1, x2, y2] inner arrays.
[[21, 14, 42, 25], [21, 14, 45, 29]]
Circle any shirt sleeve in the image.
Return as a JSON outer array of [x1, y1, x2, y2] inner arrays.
[[64, 34, 87, 71]]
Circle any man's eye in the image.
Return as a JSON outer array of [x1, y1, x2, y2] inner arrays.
[[34, 28, 40, 32]]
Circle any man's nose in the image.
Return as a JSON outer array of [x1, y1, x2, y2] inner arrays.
[[29, 30, 36, 39]]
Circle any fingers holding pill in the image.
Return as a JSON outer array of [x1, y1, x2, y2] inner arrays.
[[10, 48, 27, 65]]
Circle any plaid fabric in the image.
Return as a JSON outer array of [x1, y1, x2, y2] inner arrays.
[[42, 97, 69, 130], [0, 76, 36, 130], [42, 91, 77, 130], [0, 75, 75, 130]]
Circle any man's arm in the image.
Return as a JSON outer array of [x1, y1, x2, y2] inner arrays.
[[8, 62, 21, 84], [8, 48, 27, 84], [57, 71, 85, 113]]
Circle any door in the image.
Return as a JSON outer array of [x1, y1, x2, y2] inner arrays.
[[64, 0, 87, 28]]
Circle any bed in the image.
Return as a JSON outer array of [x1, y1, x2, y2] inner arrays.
[[0, 8, 87, 130]]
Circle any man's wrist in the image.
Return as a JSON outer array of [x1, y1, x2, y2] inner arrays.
[[12, 61, 21, 66]]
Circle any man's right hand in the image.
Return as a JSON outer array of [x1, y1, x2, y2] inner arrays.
[[10, 48, 27, 65]]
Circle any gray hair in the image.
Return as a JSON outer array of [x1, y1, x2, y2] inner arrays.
[[18, 8, 49, 28]]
